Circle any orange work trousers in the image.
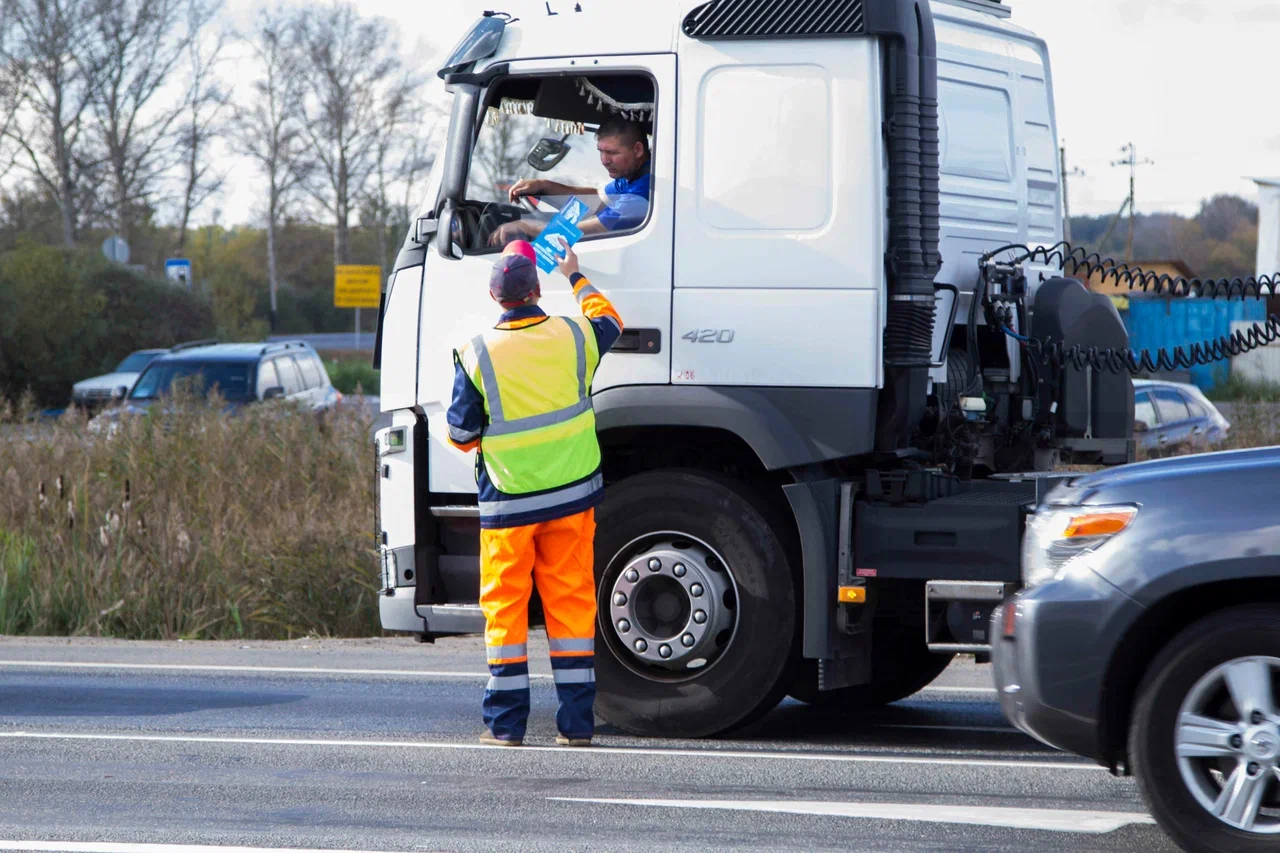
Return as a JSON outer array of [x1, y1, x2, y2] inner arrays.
[[479, 508, 597, 741]]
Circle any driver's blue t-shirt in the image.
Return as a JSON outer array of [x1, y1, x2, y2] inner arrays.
[[597, 165, 652, 232]]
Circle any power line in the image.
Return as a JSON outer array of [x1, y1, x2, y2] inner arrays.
[[1111, 142, 1155, 261]]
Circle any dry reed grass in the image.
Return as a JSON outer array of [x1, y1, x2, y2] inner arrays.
[[0, 391, 380, 639]]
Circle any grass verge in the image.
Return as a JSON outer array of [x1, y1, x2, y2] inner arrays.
[[0, 394, 380, 639]]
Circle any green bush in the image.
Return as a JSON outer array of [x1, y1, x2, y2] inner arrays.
[[0, 243, 215, 407], [1207, 373, 1280, 403], [325, 358, 380, 396]]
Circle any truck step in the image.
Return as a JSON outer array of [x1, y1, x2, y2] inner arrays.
[[430, 506, 479, 518], [419, 604, 486, 635], [925, 581, 1015, 655]]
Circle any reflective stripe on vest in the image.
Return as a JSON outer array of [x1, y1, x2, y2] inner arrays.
[[463, 315, 601, 496]]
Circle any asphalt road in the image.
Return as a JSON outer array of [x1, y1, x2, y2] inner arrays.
[[0, 634, 1178, 853]]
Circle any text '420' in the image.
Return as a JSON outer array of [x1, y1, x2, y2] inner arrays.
[[682, 329, 735, 343]]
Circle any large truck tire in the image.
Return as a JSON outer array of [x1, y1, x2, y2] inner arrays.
[[592, 470, 797, 738], [788, 631, 954, 709]]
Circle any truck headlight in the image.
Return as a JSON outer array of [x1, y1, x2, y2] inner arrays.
[[1022, 505, 1138, 588]]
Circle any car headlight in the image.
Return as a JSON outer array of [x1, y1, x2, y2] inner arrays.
[[1022, 504, 1138, 588]]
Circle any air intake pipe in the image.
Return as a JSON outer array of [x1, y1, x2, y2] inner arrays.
[[865, 0, 940, 449]]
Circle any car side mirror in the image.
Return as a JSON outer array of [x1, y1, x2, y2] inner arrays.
[[1134, 420, 1149, 433], [112, 386, 129, 401], [527, 135, 571, 171], [262, 386, 286, 401]]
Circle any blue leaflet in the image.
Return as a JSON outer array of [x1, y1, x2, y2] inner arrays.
[[531, 196, 588, 273]]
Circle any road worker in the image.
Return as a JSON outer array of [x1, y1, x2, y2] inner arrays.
[[446, 240, 624, 747]]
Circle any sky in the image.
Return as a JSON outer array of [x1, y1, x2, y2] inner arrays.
[[217, 0, 1280, 226]]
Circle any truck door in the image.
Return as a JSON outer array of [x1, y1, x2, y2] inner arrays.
[[417, 56, 676, 495]]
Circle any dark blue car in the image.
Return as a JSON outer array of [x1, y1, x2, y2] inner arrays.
[[89, 340, 342, 432]]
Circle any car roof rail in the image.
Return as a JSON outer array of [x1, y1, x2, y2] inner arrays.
[[260, 339, 312, 355], [169, 339, 219, 352]]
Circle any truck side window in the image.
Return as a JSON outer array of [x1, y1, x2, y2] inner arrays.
[[464, 73, 655, 252]]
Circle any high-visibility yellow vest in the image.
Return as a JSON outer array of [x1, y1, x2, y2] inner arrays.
[[459, 315, 602, 498]]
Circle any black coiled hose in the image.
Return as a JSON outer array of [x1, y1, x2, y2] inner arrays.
[[978, 241, 1280, 375]]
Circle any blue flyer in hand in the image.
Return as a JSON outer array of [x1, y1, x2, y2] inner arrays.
[[531, 196, 588, 273]]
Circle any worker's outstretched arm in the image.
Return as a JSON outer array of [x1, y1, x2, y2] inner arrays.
[[446, 349, 484, 453], [557, 248, 624, 355]]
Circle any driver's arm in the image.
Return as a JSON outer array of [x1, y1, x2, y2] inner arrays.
[[508, 178, 598, 203]]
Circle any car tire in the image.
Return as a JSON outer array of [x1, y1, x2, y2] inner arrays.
[[592, 470, 797, 738], [788, 631, 954, 708], [1130, 606, 1280, 853]]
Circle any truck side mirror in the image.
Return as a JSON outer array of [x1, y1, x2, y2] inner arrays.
[[435, 206, 460, 260], [112, 386, 129, 401], [262, 386, 286, 401], [1134, 420, 1149, 433], [414, 216, 439, 245]]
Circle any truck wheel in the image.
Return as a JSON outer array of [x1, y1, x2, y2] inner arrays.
[[1130, 607, 1280, 853], [593, 470, 797, 738], [788, 634, 954, 708]]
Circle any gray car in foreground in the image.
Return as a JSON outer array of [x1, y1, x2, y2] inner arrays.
[[993, 446, 1280, 853]]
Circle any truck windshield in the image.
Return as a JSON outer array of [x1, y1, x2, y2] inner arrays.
[[130, 362, 254, 402]]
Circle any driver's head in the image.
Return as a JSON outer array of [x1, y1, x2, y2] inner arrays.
[[596, 118, 650, 181]]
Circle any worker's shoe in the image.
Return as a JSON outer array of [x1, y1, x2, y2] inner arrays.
[[479, 731, 523, 747], [556, 734, 592, 747]]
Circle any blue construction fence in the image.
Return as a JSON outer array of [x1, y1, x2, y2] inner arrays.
[[1122, 297, 1267, 392]]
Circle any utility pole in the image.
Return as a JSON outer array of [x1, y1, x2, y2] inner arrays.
[[1059, 142, 1085, 243], [1111, 142, 1154, 262]]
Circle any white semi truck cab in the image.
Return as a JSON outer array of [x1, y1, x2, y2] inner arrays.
[[372, 0, 1134, 737]]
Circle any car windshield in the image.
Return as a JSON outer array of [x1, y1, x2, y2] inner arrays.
[[115, 351, 159, 373], [129, 361, 254, 402]]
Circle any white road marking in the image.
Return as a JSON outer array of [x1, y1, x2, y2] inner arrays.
[[0, 660, 551, 680], [0, 660, 998, 694], [552, 798, 1156, 834], [0, 731, 1102, 771], [0, 843, 435, 853]]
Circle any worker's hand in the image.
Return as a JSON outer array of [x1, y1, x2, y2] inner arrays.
[[508, 178, 546, 203], [556, 246, 580, 279], [488, 220, 533, 247]]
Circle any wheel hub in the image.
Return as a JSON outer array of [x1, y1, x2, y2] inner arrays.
[[607, 535, 736, 673], [1176, 655, 1280, 834]]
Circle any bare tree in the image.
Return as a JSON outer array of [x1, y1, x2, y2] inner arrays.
[[173, 21, 229, 255], [2, 0, 104, 247], [89, 0, 221, 245], [295, 3, 414, 268], [232, 3, 308, 332], [362, 79, 437, 275], [0, 3, 25, 182]]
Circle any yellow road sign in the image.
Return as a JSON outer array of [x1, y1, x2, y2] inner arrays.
[[334, 265, 382, 308]]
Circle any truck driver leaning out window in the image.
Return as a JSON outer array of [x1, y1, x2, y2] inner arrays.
[[488, 118, 651, 246], [446, 239, 624, 747]]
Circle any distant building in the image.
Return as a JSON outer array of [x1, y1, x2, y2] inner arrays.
[[1255, 177, 1280, 278]]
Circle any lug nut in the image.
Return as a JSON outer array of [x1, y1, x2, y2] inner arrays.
[[634, 638, 648, 652], [625, 569, 639, 583], [1253, 711, 1267, 725], [1249, 762, 1262, 776], [648, 558, 662, 572], [1231, 734, 1244, 750], [673, 563, 687, 577], [681, 633, 695, 648], [690, 583, 704, 597], [693, 610, 707, 624], [614, 592, 627, 607], [617, 619, 631, 634], [659, 644, 672, 659]]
